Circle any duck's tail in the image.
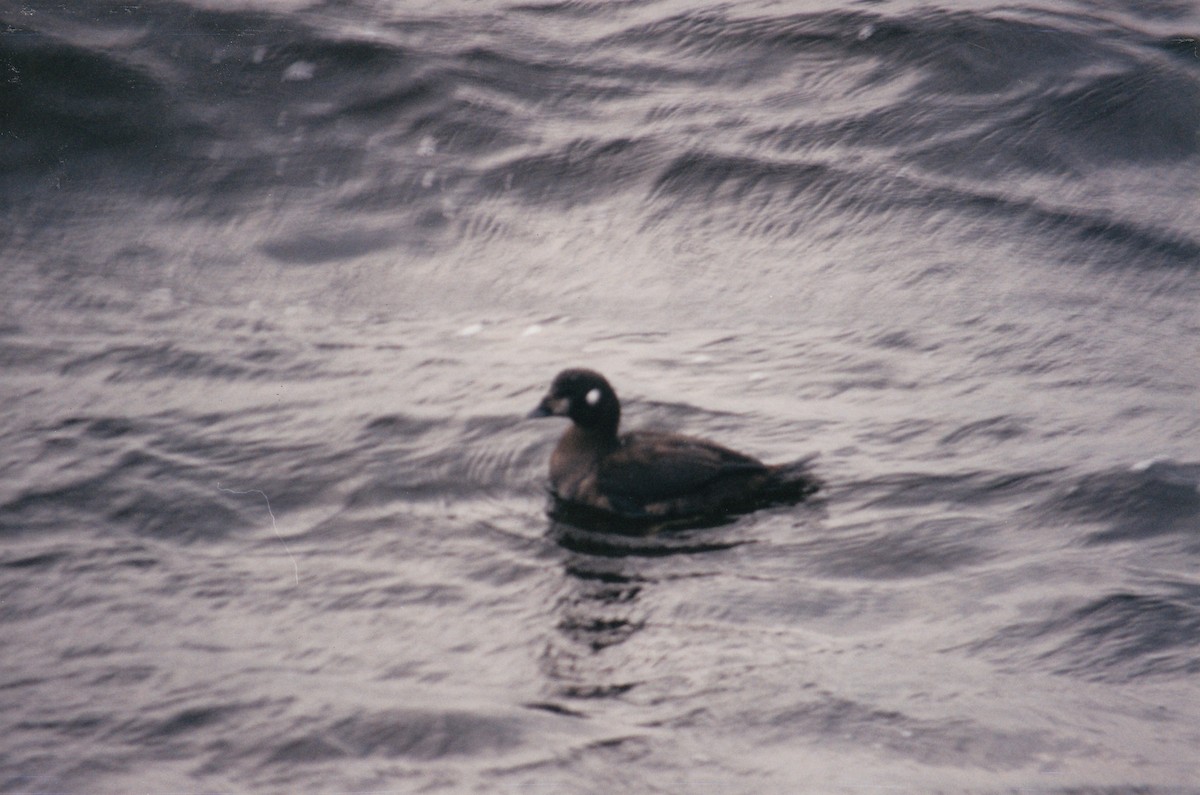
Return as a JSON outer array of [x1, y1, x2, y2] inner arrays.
[[767, 454, 822, 500]]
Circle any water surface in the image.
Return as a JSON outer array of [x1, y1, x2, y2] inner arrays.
[[2, 0, 1199, 791]]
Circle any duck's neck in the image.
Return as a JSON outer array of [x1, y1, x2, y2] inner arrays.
[[552, 424, 618, 473], [558, 423, 620, 459]]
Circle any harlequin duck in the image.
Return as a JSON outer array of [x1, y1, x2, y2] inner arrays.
[[529, 368, 819, 520]]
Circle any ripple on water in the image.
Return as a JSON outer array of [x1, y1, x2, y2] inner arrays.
[[971, 583, 1200, 682], [1043, 459, 1200, 547]]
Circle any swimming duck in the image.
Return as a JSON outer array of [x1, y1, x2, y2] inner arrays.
[[529, 368, 818, 520]]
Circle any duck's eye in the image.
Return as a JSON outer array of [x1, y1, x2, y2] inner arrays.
[[585, 388, 601, 407]]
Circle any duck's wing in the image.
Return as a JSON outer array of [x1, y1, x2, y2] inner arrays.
[[597, 430, 767, 512]]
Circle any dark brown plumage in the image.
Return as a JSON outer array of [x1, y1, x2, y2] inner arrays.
[[529, 368, 818, 520]]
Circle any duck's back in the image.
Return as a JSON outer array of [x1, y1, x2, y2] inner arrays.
[[597, 430, 776, 516]]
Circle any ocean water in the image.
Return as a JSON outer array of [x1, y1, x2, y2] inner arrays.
[[2, 0, 1199, 792]]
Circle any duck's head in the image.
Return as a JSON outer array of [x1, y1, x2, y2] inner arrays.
[[529, 368, 620, 434]]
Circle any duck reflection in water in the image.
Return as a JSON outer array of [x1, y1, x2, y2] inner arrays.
[[539, 516, 752, 701]]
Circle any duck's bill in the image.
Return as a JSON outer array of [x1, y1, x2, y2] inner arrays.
[[528, 395, 568, 418]]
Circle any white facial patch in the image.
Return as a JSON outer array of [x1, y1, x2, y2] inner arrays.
[[585, 388, 602, 407]]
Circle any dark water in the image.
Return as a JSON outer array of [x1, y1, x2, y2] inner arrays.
[[3, 0, 1199, 791]]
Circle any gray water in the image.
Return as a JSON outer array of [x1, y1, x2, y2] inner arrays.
[[2, 0, 1199, 792]]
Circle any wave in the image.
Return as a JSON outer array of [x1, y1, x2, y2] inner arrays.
[[5, 1, 1196, 273], [975, 584, 1200, 682], [0, 21, 196, 178], [263, 706, 525, 764], [1044, 459, 1200, 546]]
